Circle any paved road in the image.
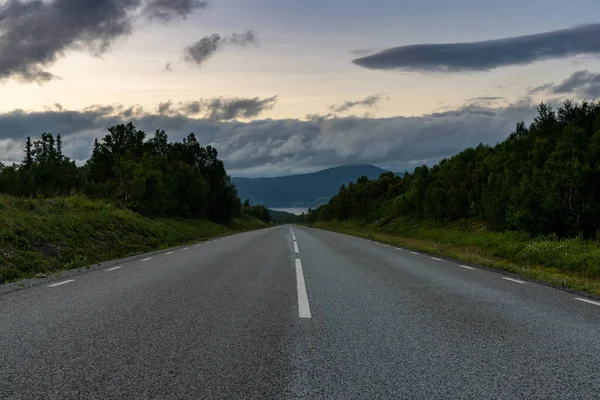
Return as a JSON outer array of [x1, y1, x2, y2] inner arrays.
[[1, 225, 599, 399]]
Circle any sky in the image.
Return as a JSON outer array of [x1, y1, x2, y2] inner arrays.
[[1, 0, 600, 177]]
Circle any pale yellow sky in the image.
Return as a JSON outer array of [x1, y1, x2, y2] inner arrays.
[[1, 21, 596, 121]]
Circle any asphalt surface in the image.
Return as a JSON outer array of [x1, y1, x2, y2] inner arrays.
[[1, 225, 599, 399]]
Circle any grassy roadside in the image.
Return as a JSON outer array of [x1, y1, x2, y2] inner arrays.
[[0, 195, 268, 284], [310, 219, 600, 298]]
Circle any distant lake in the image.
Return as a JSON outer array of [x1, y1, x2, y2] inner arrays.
[[269, 207, 309, 215]]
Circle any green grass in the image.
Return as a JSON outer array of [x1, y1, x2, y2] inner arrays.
[[0, 195, 267, 283], [311, 218, 600, 298]]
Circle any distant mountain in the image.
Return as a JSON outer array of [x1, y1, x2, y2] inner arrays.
[[232, 164, 390, 208], [268, 209, 297, 223]]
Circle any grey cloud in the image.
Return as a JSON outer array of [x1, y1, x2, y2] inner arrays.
[[228, 30, 258, 47], [156, 97, 275, 119], [158, 100, 173, 114], [466, 96, 505, 102], [353, 24, 600, 72], [0, 0, 141, 82], [0, 98, 538, 177], [329, 94, 386, 113], [204, 96, 277, 121], [184, 30, 258, 66], [529, 83, 555, 94], [143, 0, 207, 21], [184, 34, 222, 66], [164, 62, 173, 72], [0, 0, 207, 83], [529, 70, 600, 98], [180, 101, 202, 115]]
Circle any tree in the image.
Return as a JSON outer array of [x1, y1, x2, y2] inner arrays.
[[23, 137, 34, 168]]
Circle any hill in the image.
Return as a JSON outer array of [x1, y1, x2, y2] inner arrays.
[[232, 164, 389, 208], [0, 195, 267, 284]]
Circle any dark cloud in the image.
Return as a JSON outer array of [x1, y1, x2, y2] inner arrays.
[[143, 0, 207, 21], [329, 94, 386, 113], [228, 30, 258, 46], [0, 0, 207, 83], [179, 101, 202, 115], [530, 70, 600, 99], [184, 34, 222, 66], [353, 24, 600, 72], [203, 96, 277, 120], [466, 96, 505, 102], [0, 98, 538, 176], [155, 97, 276, 119], [184, 30, 259, 66], [164, 62, 173, 72], [0, 0, 141, 82], [158, 100, 173, 114]]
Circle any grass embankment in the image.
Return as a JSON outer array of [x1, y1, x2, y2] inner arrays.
[[311, 218, 600, 298], [0, 195, 268, 283]]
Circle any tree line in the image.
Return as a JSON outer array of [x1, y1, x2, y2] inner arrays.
[[304, 101, 600, 239], [0, 123, 266, 223]]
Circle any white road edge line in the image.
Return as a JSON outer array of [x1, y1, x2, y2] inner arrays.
[[295, 259, 312, 318], [48, 280, 74, 287], [502, 277, 526, 284], [166, 251, 174, 255], [430, 257, 442, 261], [105, 266, 123, 272], [396, 248, 403, 250], [183, 247, 190, 250], [574, 297, 600, 307], [294, 241, 299, 254], [459, 265, 475, 270], [141, 257, 153, 262], [410, 252, 419, 255]]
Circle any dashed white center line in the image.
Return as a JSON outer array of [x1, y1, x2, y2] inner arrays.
[[295, 259, 311, 318], [384, 244, 390, 247], [396, 248, 403, 250], [47, 280, 74, 287], [292, 235, 296, 240], [183, 247, 190, 250], [141, 257, 153, 262], [430, 257, 442, 261], [105, 266, 123, 272], [410, 252, 419, 255], [293, 241, 299, 254], [574, 298, 600, 307], [502, 277, 525, 284], [195, 244, 201, 247], [459, 265, 475, 270], [166, 251, 174, 255]]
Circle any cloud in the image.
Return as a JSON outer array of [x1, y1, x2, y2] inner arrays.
[[164, 62, 173, 72], [143, 0, 207, 22], [203, 96, 277, 120], [530, 70, 600, 99], [0, 97, 538, 177], [158, 100, 173, 114], [353, 24, 600, 72], [0, 0, 207, 83], [155, 96, 276, 119], [184, 30, 259, 66], [329, 94, 387, 113]]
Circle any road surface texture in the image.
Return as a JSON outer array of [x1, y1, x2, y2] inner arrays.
[[1, 225, 599, 399]]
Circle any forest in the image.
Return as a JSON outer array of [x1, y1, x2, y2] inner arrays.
[[0, 123, 270, 223], [305, 101, 600, 240]]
